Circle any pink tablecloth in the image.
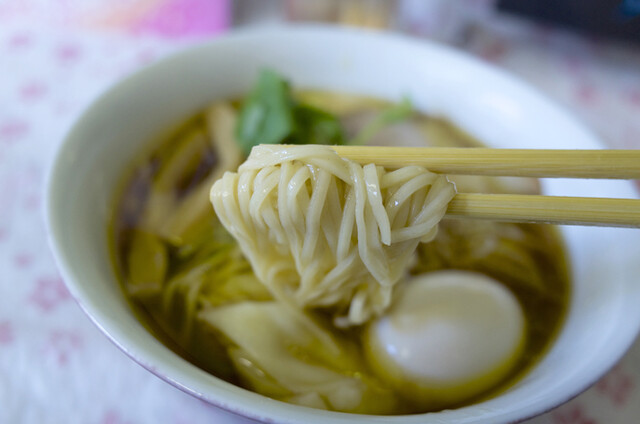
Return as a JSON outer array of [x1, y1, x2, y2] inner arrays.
[[1, 2, 639, 423]]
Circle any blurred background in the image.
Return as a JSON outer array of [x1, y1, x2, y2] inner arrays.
[[1, 1, 639, 423]]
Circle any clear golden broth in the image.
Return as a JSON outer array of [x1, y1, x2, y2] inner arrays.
[[108, 92, 569, 414]]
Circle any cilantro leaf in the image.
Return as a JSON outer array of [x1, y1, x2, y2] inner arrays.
[[236, 70, 346, 153], [292, 105, 345, 146], [235, 69, 296, 155]]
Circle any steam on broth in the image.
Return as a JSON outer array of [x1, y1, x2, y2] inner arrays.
[[109, 72, 569, 415]]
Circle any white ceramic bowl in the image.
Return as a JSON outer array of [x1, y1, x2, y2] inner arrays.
[[46, 26, 640, 423]]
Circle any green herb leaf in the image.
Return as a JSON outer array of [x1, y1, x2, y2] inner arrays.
[[350, 97, 414, 146], [292, 105, 346, 146], [235, 69, 296, 155], [236, 70, 348, 153]]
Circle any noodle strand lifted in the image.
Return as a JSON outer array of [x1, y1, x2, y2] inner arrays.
[[210, 145, 456, 326]]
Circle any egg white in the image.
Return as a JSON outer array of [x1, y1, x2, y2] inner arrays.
[[364, 270, 526, 408]]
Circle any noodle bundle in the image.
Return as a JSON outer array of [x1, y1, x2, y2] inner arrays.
[[210, 145, 456, 325]]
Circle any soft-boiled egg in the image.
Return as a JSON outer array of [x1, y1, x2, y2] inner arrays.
[[364, 270, 525, 408]]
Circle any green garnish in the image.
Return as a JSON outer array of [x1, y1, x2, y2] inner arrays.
[[236, 69, 296, 155], [236, 70, 346, 154], [236, 70, 415, 154], [293, 105, 345, 146]]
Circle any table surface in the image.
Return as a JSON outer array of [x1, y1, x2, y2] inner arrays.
[[2, 1, 639, 423]]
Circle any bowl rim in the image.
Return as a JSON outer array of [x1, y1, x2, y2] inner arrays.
[[45, 24, 640, 424]]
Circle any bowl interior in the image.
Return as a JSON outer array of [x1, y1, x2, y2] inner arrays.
[[47, 26, 640, 424]]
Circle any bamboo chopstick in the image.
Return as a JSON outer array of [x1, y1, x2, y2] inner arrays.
[[446, 194, 640, 228], [330, 146, 640, 179], [326, 146, 640, 228]]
